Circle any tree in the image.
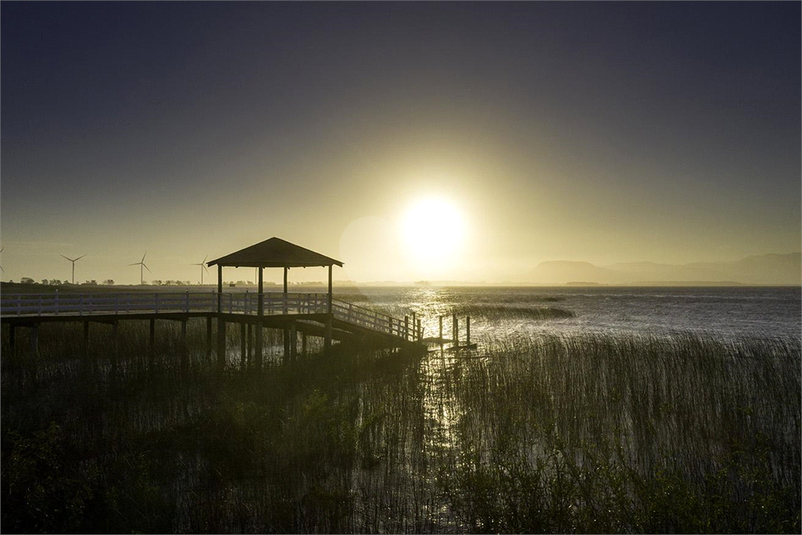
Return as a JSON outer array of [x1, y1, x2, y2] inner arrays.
[[103, 279, 114, 286], [21, 277, 34, 284], [41, 279, 49, 285]]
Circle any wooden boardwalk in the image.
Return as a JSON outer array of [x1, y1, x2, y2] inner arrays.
[[1, 291, 425, 361]]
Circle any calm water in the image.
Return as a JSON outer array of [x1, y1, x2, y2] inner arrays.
[[341, 285, 801, 342]]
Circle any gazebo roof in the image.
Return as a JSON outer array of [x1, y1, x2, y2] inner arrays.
[[207, 237, 343, 269]]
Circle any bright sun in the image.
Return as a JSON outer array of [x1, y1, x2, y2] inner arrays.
[[399, 197, 467, 275]]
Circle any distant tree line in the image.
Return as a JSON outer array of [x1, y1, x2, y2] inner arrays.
[[18, 279, 115, 286]]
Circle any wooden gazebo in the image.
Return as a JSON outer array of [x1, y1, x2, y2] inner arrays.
[[208, 237, 343, 364]]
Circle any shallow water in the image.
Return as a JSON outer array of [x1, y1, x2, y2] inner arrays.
[[339, 285, 801, 343]]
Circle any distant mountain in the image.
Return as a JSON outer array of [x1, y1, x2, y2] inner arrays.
[[527, 253, 801, 285], [528, 261, 628, 285]]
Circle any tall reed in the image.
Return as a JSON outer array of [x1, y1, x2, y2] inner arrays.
[[2, 320, 799, 533]]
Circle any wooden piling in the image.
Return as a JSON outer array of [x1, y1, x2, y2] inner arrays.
[[29, 324, 39, 384], [110, 322, 118, 378], [247, 323, 253, 368], [256, 268, 264, 371], [181, 319, 188, 370], [324, 315, 333, 354], [290, 322, 297, 361], [30, 324, 39, 357], [205, 316, 212, 361], [217, 264, 225, 371], [283, 267, 289, 362], [8, 324, 16, 358], [149, 318, 156, 370], [82, 321, 89, 357], [254, 323, 262, 371], [240, 322, 247, 369], [325, 266, 333, 355], [217, 319, 226, 370], [466, 316, 471, 346]]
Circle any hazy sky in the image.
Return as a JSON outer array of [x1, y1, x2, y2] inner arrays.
[[2, 2, 799, 285]]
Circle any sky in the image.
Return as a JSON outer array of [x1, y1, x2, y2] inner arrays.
[[2, 2, 799, 285]]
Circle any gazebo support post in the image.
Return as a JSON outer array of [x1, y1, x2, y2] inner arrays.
[[325, 265, 333, 354], [283, 267, 290, 362], [217, 264, 225, 370], [256, 267, 263, 371]]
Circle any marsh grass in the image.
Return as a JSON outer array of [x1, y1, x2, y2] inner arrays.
[[2, 319, 799, 533], [453, 304, 575, 321], [437, 333, 801, 533]]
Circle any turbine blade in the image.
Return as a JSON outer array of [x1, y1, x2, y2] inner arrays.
[[61, 254, 71, 261], [144, 264, 152, 273], [202, 255, 208, 263], [142, 252, 147, 262], [76, 254, 86, 261], [129, 262, 140, 266]]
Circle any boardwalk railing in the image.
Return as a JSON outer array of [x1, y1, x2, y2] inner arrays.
[[1, 292, 422, 342]]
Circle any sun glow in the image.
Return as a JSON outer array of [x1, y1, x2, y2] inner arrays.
[[399, 197, 467, 277]]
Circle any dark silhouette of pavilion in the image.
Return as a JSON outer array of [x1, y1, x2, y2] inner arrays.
[[208, 237, 343, 365]]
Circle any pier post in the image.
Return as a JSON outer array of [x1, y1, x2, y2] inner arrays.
[[256, 267, 264, 371], [417, 319, 422, 341], [83, 321, 90, 373], [324, 316, 333, 354], [29, 324, 39, 384], [206, 316, 212, 361], [241, 322, 247, 370], [9, 324, 16, 357], [110, 322, 118, 379], [217, 265, 226, 371], [217, 265, 223, 313], [283, 267, 289, 362], [453, 314, 458, 348], [411, 312, 417, 339], [181, 319, 188, 370], [247, 323, 253, 366], [325, 265, 333, 354], [217, 320, 226, 370], [30, 324, 39, 358], [439, 316, 443, 347], [466, 316, 471, 346], [404, 316, 409, 341], [290, 322, 297, 362], [302, 332, 307, 356], [149, 318, 156, 372]]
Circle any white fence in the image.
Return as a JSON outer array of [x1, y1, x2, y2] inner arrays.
[[1, 292, 422, 342]]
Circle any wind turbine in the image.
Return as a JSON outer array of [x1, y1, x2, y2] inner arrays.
[[193, 255, 209, 285], [60, 254, 86, 284], [129, 252, 151, 285]]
